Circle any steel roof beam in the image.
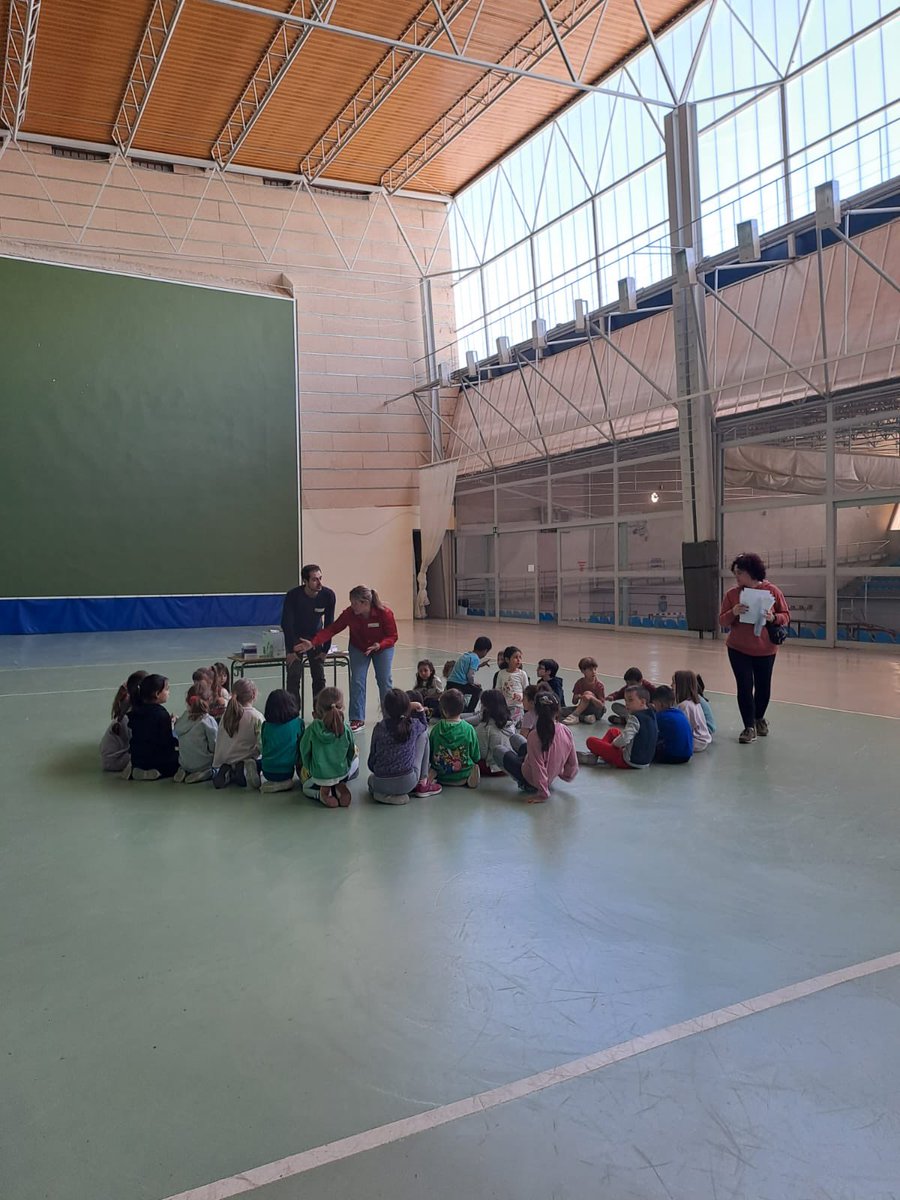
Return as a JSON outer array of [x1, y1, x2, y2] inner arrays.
[[0, 0, 42, 139], [198, 0, 670, 107], [213, 0, 337, 167], [113, 0, 188, 154], [380, 0, 611, 193], [300, 0, 475, 181]]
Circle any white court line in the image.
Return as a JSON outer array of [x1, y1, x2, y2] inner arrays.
[[161, 949, 900, 1200]]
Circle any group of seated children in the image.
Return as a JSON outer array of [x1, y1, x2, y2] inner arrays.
[[101, 638, 716, 807], [101, 663, 364, 807]]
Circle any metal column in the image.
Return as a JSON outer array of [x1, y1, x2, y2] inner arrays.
[[665, 102, 716, 545]]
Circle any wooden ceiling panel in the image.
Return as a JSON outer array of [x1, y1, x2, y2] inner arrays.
[[2, 0, 703, 194], [19, 0, 151, 143]]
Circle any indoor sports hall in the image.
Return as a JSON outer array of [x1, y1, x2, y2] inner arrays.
[[2, 3, 899, 1199]]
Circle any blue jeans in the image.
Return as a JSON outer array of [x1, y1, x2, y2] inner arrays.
[[348, 644, 394, 722]]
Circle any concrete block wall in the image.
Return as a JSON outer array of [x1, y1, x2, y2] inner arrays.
[[0, 142, 454, 618]]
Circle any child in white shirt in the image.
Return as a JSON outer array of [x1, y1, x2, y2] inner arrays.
[[495, 645, 529, 727], [213, 678, 264, 787], [673, 670, 712, 752]]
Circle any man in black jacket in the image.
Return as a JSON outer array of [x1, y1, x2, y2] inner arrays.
[[282, 564, 336, 704]]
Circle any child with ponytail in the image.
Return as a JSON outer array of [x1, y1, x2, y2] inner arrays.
[[125, 674, 179, 780], [173, 682, 219, 783], [100, 670, 147, 772], [500, 691, 577, 802], [212, 678, 263, 788], [299, 686, 359, 807]]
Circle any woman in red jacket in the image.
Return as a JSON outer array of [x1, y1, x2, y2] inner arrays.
[[719, 552, 790, 744], [297, 585, 397, 731]]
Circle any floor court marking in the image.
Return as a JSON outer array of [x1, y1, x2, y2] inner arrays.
[[160, 949, 900, 1200]]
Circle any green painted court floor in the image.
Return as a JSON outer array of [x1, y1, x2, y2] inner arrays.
[[2, 627, 900, 1200]]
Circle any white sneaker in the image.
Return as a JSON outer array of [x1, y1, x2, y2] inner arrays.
[[576, 751, 599, 766], [245, 759, 261, 790], [185, 769, 213, 784], [261, 777, 295, 793], [119, 764, 132, 780], [373, 792, 410, 805], [132, 768, 161, 781], [467, 764, 480, 788], [583, 714, 597, 724], [563, 713, 579, 725], [174, 768, 187, 783]]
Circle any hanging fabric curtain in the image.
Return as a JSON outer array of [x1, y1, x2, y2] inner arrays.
[[416, 460, 458, 619], [724, 445, 900, 495]]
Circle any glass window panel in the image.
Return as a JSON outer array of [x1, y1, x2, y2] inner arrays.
[[498, 531, 537, 620], [456, 576, 496, 619], [836, 503, 898, 566], [617, 456, 682, 516], [455, 487, 494, 529], [619, 576, 687, 628], [836, 573, 900, 643], [456, 533, 494, 575], [559, 524, 615, 570], [619, 514, 682, 570], [722, 504, 827, 572], [552, 468, 615, 522], [482, 243, 533, 330], [496, 475, 548, 526], [758, 570, 827, 636], [560, 575, 616, 625]]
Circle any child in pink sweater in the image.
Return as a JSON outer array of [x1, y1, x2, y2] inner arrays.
[[498, 692, 578, 802]]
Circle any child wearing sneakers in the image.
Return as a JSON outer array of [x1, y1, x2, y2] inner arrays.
[[464, 688, 524, 776], [500, 692, 578, 802], [445, 636, 492, 713], [673, 670, 712, 752], [257, 688, 304, 792], [125, 674, 179, 780], [367, 688, 441, 804], [429, 688, 481, 788], [413, 659, 444, 718], [213, 678, 263, 788], [536, 659, 565, 704], [607, 667, 658, 725], [562, 657, 606, 725], [173, 682, 218, 782], [299, 687, 359, 807], [580, 685, 658, 769], [495, 646, 529, 727]]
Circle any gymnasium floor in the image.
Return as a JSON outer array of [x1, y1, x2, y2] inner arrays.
[[2, 621, 900, 1200]]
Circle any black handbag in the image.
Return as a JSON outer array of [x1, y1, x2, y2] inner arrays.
[[766, 621, 787, 645]]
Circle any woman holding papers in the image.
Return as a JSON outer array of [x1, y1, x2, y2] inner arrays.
[[719, 553, 791, 745]]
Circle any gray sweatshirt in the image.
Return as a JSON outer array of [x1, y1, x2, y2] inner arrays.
[[464, 712, 517, 761], [174, 712, 218, 773]]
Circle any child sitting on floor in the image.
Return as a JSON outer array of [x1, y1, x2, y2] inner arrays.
[[520, 681, 553, 733], [536, 659, 565, 705], [299, 687, 358, 807], [607, 667, 658, 725], [174, 682, 218, 783], [257, 688, 304, 793], [491, 648, 508, 690], [414, 659, 444, 718], [495, 646, 529, 728], [499, 692, 578, 802], [650, 685, 693, 765], [124, 673, 179, 781], [445, 636, 492, 713], [580, 685, 658, 770], [562, 657, 605, 725], [464, 688, 524, 776], [213, 678, 263, 788], [673, 671, 712, 752], [367, 688, 441, 804], [696, 674, 716, 735], [429, 688, 481, 788], [100, 670, 147, 772], [210, 662, 231, 722]]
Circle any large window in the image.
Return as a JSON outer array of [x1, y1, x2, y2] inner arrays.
[[447, 1, 900, 366]]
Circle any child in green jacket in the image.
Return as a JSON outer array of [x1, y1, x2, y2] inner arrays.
[[299, 687, 358, 807], [429, 689, 480, 788]]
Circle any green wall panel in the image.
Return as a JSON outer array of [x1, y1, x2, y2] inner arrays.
[[0, 257, 299, 597]]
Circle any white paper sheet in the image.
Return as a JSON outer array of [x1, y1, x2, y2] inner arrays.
[[740, 587, 775, 636]]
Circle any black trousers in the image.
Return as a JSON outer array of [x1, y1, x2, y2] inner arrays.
[[286, 650, 327, 704], [448, 681, 482, 713], [727, 648, 776, 728]]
